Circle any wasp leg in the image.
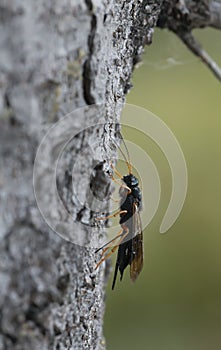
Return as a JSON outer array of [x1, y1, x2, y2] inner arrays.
[[109, 162, 131, 193], [110, 161, 123, 179], [96, 209, 127, 221], [95, 228, 124, 254], [110, 160, 132, 178], [95, 227, 129, 269], [111, 176, 132, 194], [110, 196, 120, 203]]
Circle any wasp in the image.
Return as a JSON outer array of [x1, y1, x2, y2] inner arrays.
[[95, 135, 143, 290]]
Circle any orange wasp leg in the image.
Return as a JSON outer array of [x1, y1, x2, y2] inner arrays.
[[110, 161, 132, 178], [109, 196, 120, 203], [110, 162, 132, 194], [110, 161, 123, 179], [95, 228, 124, 255], [95, 226, 129, 269], [96, 209, 127, 221], [111, 176, 132, 194]]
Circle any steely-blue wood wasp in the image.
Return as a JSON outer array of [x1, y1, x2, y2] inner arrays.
[[95, 132, 143, 290]]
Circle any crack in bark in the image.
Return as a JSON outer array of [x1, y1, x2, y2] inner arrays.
[[83, 1, 97, 105], [25, 303, 48, 337]]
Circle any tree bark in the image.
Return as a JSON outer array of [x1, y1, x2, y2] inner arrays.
[[0, 1, 161, 349], [0, 1, 220, 349]]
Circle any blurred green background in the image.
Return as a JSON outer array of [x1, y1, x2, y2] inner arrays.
[[104, 28, 221, 350]]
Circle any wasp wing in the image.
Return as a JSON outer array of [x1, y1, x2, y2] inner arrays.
[[130, 203, 143, 282]]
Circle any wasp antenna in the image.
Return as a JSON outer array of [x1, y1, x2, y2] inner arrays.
[[126, 161, 132, 175], [119, 133, 132, 174], [110, 132, 132, 174]]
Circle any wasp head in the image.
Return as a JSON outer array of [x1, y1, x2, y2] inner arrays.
[[123, 174, 139, 188]]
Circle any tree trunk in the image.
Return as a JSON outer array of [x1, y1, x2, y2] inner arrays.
[[0, 1, 220, 349], [0, 1, 161, 349]]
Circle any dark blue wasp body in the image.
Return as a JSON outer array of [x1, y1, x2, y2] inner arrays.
[[111, 174, 143, 290], [95, 135, 143, 290]]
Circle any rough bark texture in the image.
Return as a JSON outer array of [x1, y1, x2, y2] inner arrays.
[[0, 1, 161, 349]]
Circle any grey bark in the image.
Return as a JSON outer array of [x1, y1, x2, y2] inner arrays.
[[0, 1, 161, 349], [0, 1, 220, 349]]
